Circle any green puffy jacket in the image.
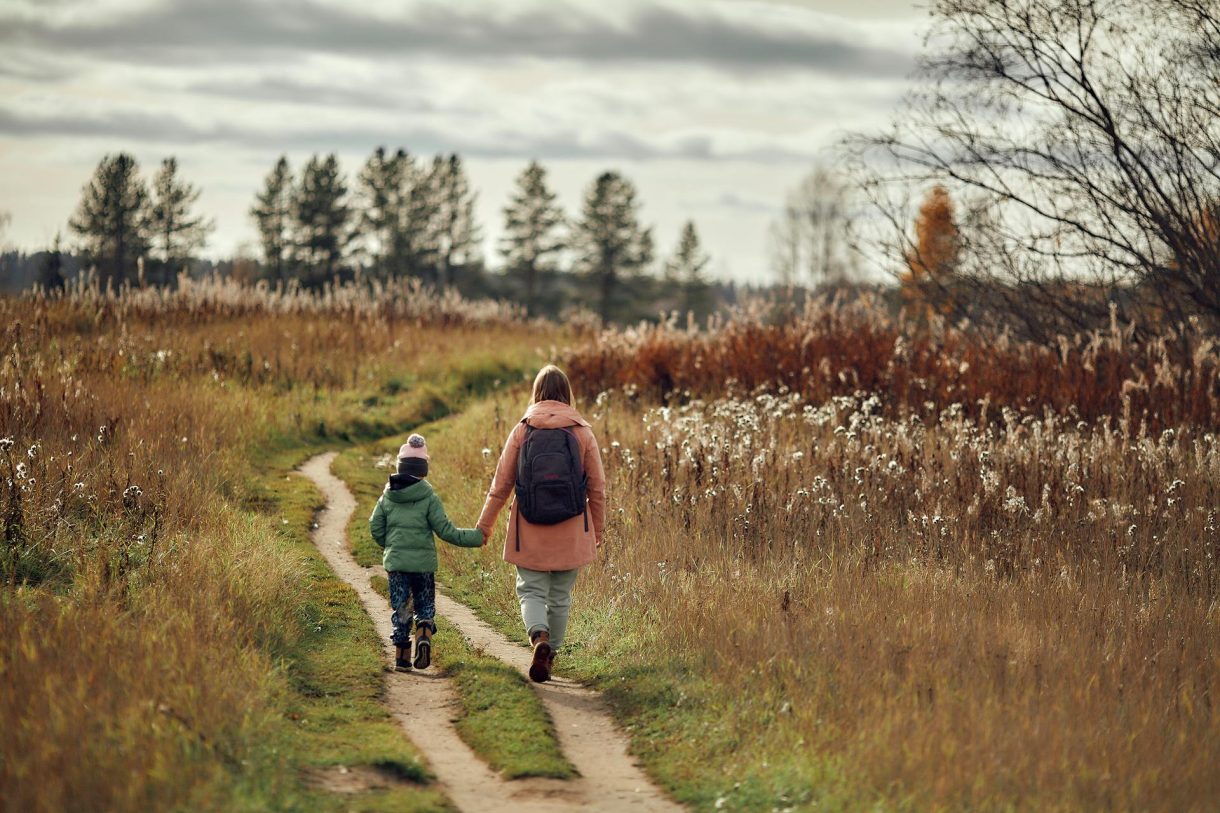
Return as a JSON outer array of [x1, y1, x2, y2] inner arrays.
[[368, 479, 483, 573]]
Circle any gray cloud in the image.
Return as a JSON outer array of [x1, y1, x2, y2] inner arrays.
[[0, 0, 914, 77], [0, 0, 919, 281], [0, 104, 819, 162], [0, 106, 215, 144], [712, 192, 782, 214], [0, 52, 78, 82], [185, 77, 443, 113]]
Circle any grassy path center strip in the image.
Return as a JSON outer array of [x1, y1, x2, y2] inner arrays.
[[299, 452, 591, 813]]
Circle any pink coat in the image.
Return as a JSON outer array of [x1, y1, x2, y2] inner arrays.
[[476, 400, 606, 571]]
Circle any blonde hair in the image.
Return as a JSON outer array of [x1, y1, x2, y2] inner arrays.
[[531, 364, 573, 405]]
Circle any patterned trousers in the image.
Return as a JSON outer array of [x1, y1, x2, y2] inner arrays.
[[388, 571, 436, 646]]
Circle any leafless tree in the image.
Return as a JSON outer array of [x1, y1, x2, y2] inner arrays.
[[769, 165, 862, 288], [852, 0, 1220, 339]]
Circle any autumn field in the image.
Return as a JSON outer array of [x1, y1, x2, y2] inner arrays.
[[3, 0, 1218, 809], [0, 277, 545, 812], [3, 280, 1219, 812], [427, 304, 1220, 811]]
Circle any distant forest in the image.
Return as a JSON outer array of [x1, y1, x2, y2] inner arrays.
[[1, 150, 800, 324], [4, 0, 1216, 338]]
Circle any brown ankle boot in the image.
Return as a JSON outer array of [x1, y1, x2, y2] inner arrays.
[[394, 645, 411, 672], [529, 630, 552, 683], [413, 622, 434, 669]]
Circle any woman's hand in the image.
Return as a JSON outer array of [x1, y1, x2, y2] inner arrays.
[[480, 528, 491, 547]]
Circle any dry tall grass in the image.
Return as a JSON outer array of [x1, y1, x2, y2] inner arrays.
[[0, 278, 540, 811], [556, 301, 1220, 809], [430, 302, 1220, 810], [440, 385, 1218, 810], [586, 392, 1218, 809], [564, 298, 1220, 430]]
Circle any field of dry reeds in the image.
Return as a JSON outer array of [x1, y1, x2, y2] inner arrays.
[[5, 279, 1218, 811], [585, 391, 1218, 808], [427, 299, 1220, 811], [0, 277, 540, 811], [564, 297, 1220, 431]]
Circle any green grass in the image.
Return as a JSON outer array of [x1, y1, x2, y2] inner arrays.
[[217, 356, 542, 810], [230, 456, 450, 813], [369, 575, 575, 780], [333, 447, 392, 570]]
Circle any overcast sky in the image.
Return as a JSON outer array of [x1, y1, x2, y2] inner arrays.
[[0, 0, 925, 283]]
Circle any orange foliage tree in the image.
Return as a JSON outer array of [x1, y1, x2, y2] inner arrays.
[[901, 185, 960, 320]]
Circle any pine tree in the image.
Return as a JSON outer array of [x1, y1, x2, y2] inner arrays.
[[428, 154, 481, 289], [665, 220, 712, 318], [69, 153, 151, 287], [38, 231, 66, 291], [292, 154, 353, 288], [147, 157, 213, 284], [356, 147, 412, 279], [572, 171, 653, 323], [402, 158, 439, 280], [902, 185, 960, 319], [500, 160, 565, 315], [251, 156, 295, 283]]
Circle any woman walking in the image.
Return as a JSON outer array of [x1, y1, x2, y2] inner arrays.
[[477, 365, 606, 683]]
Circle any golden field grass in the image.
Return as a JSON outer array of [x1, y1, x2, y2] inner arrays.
[[425, 380, 1218, 810], [1, 278, 546, 812], [5, 280, 1219, 812]]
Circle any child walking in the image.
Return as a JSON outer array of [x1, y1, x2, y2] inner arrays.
[[477, 365, 606, 683], [369, 433, 484, 671]]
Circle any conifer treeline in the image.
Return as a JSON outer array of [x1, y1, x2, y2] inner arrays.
[[64, 148, 717, 323], [68, 154, 214, 288]]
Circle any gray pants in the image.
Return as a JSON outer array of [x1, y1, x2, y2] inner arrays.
[[515, 566, 579, 649]]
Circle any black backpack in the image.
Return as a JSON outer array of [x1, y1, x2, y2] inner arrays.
[[515, 421, 588, 542]]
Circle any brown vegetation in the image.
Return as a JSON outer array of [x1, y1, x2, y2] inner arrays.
[[856, 0, 1220, 337], [578, 390, 1219, 809], [563, 297, 1220, 431], [433, 366, 1218, 810], [533, 302, 1220, 808], [0, 278, 539, 811], [901, 185, 960, 319]]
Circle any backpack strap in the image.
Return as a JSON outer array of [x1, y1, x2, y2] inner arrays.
[[515, 419, 528, 552], [515, 500, 522, 552]]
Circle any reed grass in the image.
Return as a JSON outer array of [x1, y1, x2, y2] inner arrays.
[[563, 297, 1220, 431], [0, 278, 544, 812], [432, 378, 1219, 811]]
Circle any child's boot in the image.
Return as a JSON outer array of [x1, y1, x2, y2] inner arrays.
[[413, 621, 435, 669], [529, 630, 552, 683], [394, 644, 412, 672]]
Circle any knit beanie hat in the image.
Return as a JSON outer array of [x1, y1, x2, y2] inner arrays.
[[397, 434, 429, 478], [398, 434, 429, 460]]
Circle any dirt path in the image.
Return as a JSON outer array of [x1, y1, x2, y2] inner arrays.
[[299, 453, 683, 813]]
